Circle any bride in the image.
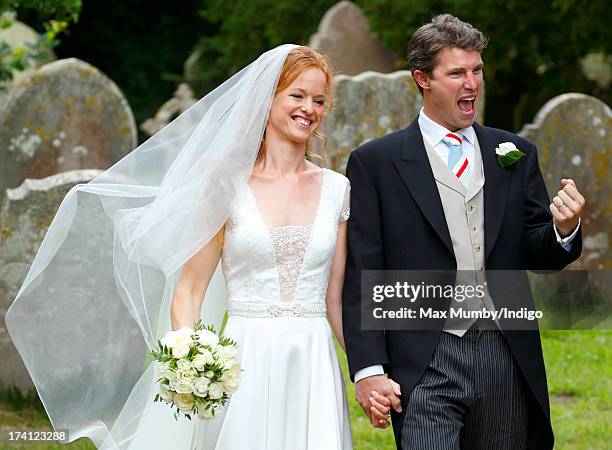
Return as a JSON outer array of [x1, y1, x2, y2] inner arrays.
[[6, 44, 392, 449], [174, 46, 352, 449]]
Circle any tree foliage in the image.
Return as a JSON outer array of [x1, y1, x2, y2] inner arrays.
[[4, 1, 609, 132], [51, 0, 207, 129], [360, 0, 611, 128], [195, 0, 611, 130], [192, 0, 337, 95], [0, 0, 81, 85]]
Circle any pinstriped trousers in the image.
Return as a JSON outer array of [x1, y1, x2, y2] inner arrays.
[[401, 323, 528, 450]]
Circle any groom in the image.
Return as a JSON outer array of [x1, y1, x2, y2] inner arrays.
[[342, 14, 584, 450]]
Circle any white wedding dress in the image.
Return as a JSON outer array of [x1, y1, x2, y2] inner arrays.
[[194, 168, 353, 449]]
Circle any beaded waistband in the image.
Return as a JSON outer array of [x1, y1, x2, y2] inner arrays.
[[226, 300, 327, 318]]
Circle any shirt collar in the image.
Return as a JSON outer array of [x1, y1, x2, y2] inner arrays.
[[418, 108, 475, 147]]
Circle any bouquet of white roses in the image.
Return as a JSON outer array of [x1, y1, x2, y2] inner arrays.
[[151, 320, 241, 420]]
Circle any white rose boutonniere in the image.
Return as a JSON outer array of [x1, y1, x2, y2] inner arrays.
[[495, 142, 525, 168]]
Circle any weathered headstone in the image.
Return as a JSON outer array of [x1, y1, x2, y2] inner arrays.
[[140, 83, 197, 137], [0, 170, 102, 391], [309, 1, 397, 76], [519, 93, 611, 269], [322, 70, 485, 172], [0, 58, 137, 203]]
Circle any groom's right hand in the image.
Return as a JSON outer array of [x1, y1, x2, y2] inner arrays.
[[355, 375, 402, 428]]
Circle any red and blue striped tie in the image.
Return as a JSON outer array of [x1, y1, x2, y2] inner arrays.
[[442, 132, 471, 186]]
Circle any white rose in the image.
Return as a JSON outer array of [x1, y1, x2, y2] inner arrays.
[[175, 379, 193, 394], [495, 141, 517, 156], [192, 355, 206, 372], [158, 384, 174, 404], [220, 363, 241, 392], [176, 359, 192, 371], [196, 329, 219, 347], [221, 375, 239, 392], [158, 362, 171, 379], [172, 343, 191, 359], [203, 349, 216, 362], [193, 377, 211, 397], [174, 393, 195, 412], [180, 369, 197, 381], [168, 380, 177, 391], [205, 370, 215, 379], [209, 343, 221, 354], [193, 351, 214, 371], [225, 362, 241, 377], [216, 345, 237, 363], [161, 327, 194, 350], [165, 368, 177, 382], [208, 382, 224, 400]]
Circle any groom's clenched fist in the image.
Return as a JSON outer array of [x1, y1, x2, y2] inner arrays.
[[355, 375, 402, 428], [550, 178, 585, 237]]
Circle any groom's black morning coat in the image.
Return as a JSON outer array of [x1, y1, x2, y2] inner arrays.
[[342, 118, 582, 450]]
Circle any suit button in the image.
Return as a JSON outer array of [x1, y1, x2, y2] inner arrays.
[[477, 266, 484, 271], [470, 225, 477, 232], [474, 245, 481, 252], [467, 205, 475, 212]]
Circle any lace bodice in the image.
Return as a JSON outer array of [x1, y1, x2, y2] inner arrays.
[[268, 224, 313, 302], [221, 169, 350, 315]]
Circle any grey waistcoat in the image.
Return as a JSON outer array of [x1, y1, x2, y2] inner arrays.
[[422, 136, 498, 336]]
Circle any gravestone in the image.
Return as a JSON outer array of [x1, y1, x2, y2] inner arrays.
[[0, 58, 137, 203], [0, 170, 102, 391], [519, 93, 611, 269], [309, 1, 397, 76]]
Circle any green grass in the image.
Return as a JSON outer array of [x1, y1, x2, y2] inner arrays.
[[540, 331, 611, 449], [1, 331, 609, 449]]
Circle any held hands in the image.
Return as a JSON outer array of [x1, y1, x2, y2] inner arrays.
[[355, 375, 402, 429], [550, 179, 585, 237]]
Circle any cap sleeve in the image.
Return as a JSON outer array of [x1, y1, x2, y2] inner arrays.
[[339, 178, 350, 223]]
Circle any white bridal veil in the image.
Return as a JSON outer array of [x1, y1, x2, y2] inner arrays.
[[6, 44, 297, 448]]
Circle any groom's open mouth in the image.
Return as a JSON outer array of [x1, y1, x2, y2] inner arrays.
[[457, 96, 476, 115]]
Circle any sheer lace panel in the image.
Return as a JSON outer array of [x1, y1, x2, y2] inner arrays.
[[268, 224, 313, 302]]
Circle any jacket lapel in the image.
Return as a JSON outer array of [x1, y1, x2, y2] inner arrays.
[[474, 123, 511, 259], [393, 119, 454, 255]]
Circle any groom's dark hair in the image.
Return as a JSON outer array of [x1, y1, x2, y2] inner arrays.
[[407, 14, 488, 92]]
